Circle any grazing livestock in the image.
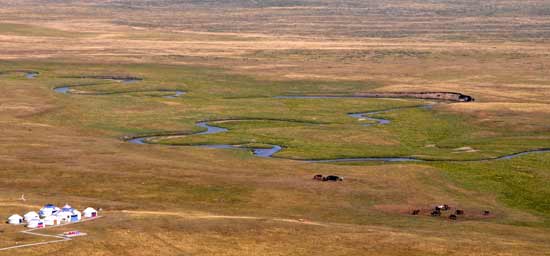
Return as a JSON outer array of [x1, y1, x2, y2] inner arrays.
[[449, 214, 457, 220], [435, 204, 450, 211], [323, 175, 344, 182], [430, 210, 441, 217], [483, 210, 490, 216], [456, 209, 464, 215], [313, 174, 324, 181], [458, 94, 475, 102], [411, 209, 420, 215]]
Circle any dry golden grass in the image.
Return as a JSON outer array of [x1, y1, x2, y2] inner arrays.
[[0, 1, 549, 255]]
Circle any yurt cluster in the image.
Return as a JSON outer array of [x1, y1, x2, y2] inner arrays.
[[6, 204, 98, 228]]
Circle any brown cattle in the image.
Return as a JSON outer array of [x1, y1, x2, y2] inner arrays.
[[430, 210, 441, 217]]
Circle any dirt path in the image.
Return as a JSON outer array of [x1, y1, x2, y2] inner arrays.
[[0, 230, 70, 252], [0, 202, 42, 208], [118, 210, 328, 227], [0, 216, 103, 252], [0, 204, 327, 252]]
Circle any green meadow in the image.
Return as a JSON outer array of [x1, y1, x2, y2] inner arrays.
[[1, 60, 549, 254]]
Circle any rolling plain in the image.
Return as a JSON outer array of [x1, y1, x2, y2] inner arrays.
[[0, 1, 549, 255]]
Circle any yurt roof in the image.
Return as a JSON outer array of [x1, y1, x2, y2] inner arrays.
[[61, 207, 74, 212]]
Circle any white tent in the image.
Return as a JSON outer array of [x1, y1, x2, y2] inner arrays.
[[72, 209, 82, 222], [43, 215, 61, 226], [24, 211, 39, 222], [58, 205, 81, 223], [27, 219, 45, 229], [83, 207, 98, 218], [39, 204, 60, 217], [7, 214, 23, 225], [58, 211, 72, 223]]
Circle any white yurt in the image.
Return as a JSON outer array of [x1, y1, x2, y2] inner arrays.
[[71, 209, 82, 222], [27, 218, 45, 228], [59, 204, 81, 223], [58, 211, 72, 223], [39, 204, 60, 217], [83, 207, 98, 218], [7, 214, 23, 225], [43, 214, 61, 226], [23, 211, 39, 222]]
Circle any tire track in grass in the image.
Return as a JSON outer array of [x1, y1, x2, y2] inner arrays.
[[118, 210, 328, 227]]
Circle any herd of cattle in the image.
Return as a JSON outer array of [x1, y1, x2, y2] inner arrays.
[[310, 175, 492, 221], [411, 204, 491, 220], [313, 174, 344, 182]]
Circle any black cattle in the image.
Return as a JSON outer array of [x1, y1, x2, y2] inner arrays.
[[483, 210, 490, 216], [449, 214, 457, 220], [430, 210, 441, 217], [458, 94, 475, 102], [324, 175, 344, 182], [313, 174, 324, 181], [411, 209, 420, 215], [456, 209, 464, 215]]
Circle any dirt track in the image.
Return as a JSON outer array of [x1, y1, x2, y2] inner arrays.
[[118, 210, 328, 227], [0, 216, 103, 252]]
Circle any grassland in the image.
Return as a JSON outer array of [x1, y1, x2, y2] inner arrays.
[[0, 1, 549, 255], [0, 61, 548, 255]]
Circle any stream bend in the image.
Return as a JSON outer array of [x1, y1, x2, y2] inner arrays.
[[47, 75, 549, 163]]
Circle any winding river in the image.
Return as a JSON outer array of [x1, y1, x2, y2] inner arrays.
[[25, 72, 39, 79], [126, 120, 285, 158], [123, 105, 550, 163], [0, 70, 39, 79], [49, 75, 550, 163], [53, 76, 185, 98]]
